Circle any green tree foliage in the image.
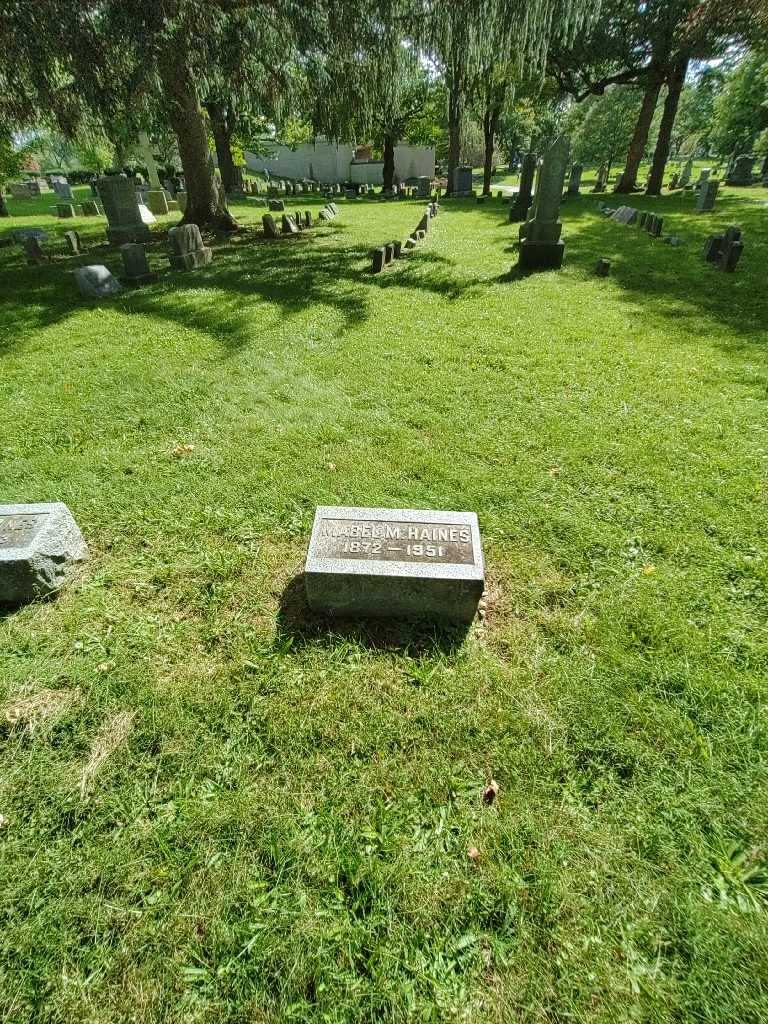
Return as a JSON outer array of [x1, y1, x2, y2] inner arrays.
[[671, 66, 726, 155], [565, 85, 643, 175], [710, 50, 768, 155]]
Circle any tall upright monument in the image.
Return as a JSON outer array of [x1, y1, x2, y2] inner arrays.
[[517, 135, 570, 272]]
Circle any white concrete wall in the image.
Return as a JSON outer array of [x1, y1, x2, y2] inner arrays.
[[245, 139, 435, 183], [245, 140, 352, 182]]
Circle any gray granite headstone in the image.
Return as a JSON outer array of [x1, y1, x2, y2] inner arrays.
[[451, 166, 474, 195], [120, 242, 156, 284], [0, 502, 88, 606], [57, 203, 76, 219], [268, 199, 285, 211], [509, 152, 537, 222], [75, 265, 123, 298], [64, 230, 81, 255], [304, 506, 485, 623], [518, 135, 570, 271], [372, 247, 385, 273], [98, 175, 151, 244], [263, 214, 280, 238], [567, 162, 583, 195], [679, 157, 693, 187], [696, 179, 720, 212], [23, 236, 47, 265], [726, 155, 755, 186]]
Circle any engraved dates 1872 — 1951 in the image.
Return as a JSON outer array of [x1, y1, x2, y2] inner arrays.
[[315, 518, 475, 565]]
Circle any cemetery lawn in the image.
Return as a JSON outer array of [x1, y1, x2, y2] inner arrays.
[[1, 184, 768, 1024]]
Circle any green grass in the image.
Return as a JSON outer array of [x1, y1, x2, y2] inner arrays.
[[1, 179, 768, 1023]]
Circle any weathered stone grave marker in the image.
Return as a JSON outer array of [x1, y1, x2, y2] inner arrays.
[[304, 506, 485, 623], [23, 236, 48, 265], [0, 502, 88, 607], [262, 214, 280, 238], [120, 243, 157, 285], [567, 162, 583, 195], [57, 203, 76, 219], [696, 178, 720, 212], [168, 224, 212, 269], [726, 155, 754, 186], [63, 230, 81, 256], [509, 152, 537, 222]]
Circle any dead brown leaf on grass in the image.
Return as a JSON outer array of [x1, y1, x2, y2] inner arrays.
[[2, 687, 82, 734], [79, 710, 136, 798]]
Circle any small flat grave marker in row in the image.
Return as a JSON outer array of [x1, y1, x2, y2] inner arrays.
[[0, 502, 88, 606], [304, 506, 485, 623]]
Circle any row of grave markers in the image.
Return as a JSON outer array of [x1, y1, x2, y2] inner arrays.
[[370, 200, 439, 273], [261, 202, 338, 239]]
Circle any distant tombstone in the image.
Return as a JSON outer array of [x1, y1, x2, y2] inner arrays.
[[304, 210, 313, 227], [268, 199, 285, 211], [416, 213, 429, 234], [371, 247, 386, 273], [695, 168, 712, 188], [0, 502, 88, 606], [75, 264, 124, 299], [13, 227, 47, 244], [98, 175, 151, 244], [696, 179, 720, 213], [80, 200, 101, 216], [167, 224, 212, 269], [416, 176, 431, 198], [57, 203, 76, 219], [63, 229, 81, 255], [451, 165, 473, 195], [120, 242, 157, 285], [53, 181, 74, 200], [137, 201, 157, 225], [294, 211, 304, 229], [594, 258, 611, 276], [705, 225, 743, 271], [509, 152, 537, 222], [318, 209, 330, 222], [518, 135, 570, 271], [262, 214, 280, 238], [281, 213, 299, 234], [646, 214, 663, 237], [304, 506, 485, 623], [637, 211, 648, 227], [393, 240, 402, 259], [592, 163, 608, 192], [679, 157, 694, 187], [384, 242, 395, 264], [726, 155, 755, 186], [567, 162, 583, 195], [146, 189, 170, 215], [23, 236, 47, 264]]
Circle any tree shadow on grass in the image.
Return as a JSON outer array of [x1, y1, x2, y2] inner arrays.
[[275, 572, 472, 655], [0, 218, 490, 357], [459, 188, 768, 349]]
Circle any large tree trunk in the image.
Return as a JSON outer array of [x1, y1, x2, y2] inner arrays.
[[206, 100, 238, 194], [482, 104, 501, 196], [646, 57, 688, 195], [446, 59, 464, 194], [382, 134, 396, 191], [614, 72, 664, 194], [159, 47, 237, 231]]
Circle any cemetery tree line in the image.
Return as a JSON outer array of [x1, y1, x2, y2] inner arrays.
[[1, 0, 768, 224]]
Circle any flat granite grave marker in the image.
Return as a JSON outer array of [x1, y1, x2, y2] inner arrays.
[[0, 502, 88, 606], [304, 506, 485, 623]]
